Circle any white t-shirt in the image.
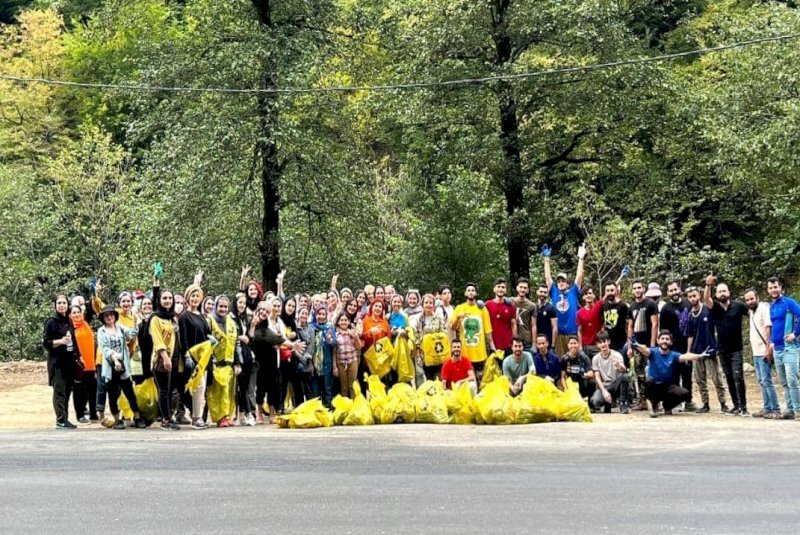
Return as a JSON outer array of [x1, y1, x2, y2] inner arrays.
[[749, 302, 772, 356], [592, 350, 625, 386]]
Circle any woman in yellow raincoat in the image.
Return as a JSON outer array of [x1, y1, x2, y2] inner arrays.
[[206, 295, 240, 427]]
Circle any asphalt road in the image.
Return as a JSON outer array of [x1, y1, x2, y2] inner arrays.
[[0, 418, 797, 534]]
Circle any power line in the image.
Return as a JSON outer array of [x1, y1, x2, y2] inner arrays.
[[0, 33, 797, 95]]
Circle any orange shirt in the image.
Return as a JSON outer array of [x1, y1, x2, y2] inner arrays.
[[71, 319, 96, 372], [361, 315, 390, 351]]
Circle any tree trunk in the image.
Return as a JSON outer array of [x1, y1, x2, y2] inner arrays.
[[252, 0, 281, 292], [491, 2, 530, 283]]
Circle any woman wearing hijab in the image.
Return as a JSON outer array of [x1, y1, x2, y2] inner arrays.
[[294, 306, 315, 404], [70, 304, 98, 424], [135, 277, 161, 385], [149, 288, 180, 431], [97, 305, 146, 429], [206, 295, 240, 427], [179, 283, 212, 430], [43, 295, 82, 429], [279, 297, 300, 413], [238, 265, 264, 325], [232, 292, 256, 426], [311, 306, 336, 408], [415, 294, 449, 381]]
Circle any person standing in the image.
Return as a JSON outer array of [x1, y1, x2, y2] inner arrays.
[[70, 304, 97, 424], [704, 275, 749, 416], [450, 283, 494, 381], [512, 277, 536, 351], [149, 289, 180, 430], [743, 288, 779, 418], [659, 280, 695, 411], [626, 280, 659, 410], [43, 295, 82, 429], [543, 243, 586, 356], [686, 286, 730, 414], [576, 286, 603, 357], [179, 283, 212, 429], [766, 277, 800, 419], [534, 284, 558, 350], [485, 278, 516, 355], [601, 282, 629, 353]]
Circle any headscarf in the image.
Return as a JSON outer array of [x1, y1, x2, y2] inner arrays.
[[116, 291, 132, 306], [183, 284, 204, 308], [281, 297, 298, 333], [154, 289, 175, 321], [211, 295, 230, 331]]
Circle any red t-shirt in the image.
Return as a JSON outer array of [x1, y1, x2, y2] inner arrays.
[[486, 299, 516, 350], [441, 357, 474, 388], [577, 301, 603, 346]]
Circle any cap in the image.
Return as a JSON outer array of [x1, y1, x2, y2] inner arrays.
[[556, 272, 569, 281], [645, 282, 662, 298]]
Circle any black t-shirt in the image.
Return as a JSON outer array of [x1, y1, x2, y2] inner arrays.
[[710, 300, 748, 353], [628, 298, 659, 345], [536, 302, 557, 343], [660, 299, 691, 354], [601, 300, 629, 350], [560, 352, 592, 383]]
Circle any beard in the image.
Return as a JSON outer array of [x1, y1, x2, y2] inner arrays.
[[747, 302, 758, 311], [670, 295, 681, 303], [718, 296, 729, 304], [659, 343, 671, 351]]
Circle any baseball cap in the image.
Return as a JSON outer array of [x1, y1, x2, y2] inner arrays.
[[556, 272, 569, 281]]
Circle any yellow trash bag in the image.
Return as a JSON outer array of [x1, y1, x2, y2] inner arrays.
[[473, 376, 513, 425], [480, 350, 504, 391], [552, 379, 593, 423], [381, 383, 416, 424], [332, 395, 354, 426], [207, 365, 236, 423], [414, 394, 450, 424], [394, 329, 416, 384], [343, 383, 374, 426], [186, 341, 213, 395], [365, 337, 393, 378], [421, 332, 450, 366], [448, 382, 476, 425], [416, 379, 445, 397], [278, 398, 334, 429], [513, 376, 559, 424], [118, 377, 159, 423], [366, 374, 388, 421]]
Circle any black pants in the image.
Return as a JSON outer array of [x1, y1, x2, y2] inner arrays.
[[646, 381, 691, 411], [296, 371, 313, 404], [153, 370, 172, 421], [279, 360, 306, 410], [106, 371, 140, 416], [573, 377, 596, 400], [170, 366, 192, 419], [719, 349, 747, 410], [52, 365, 74, 424], [673, 361, 693, 401], [73, 369, 98, 419], [237, 361, 255, 415], [423, 364, 443, 381], [592, 374, 631, 408], [257, 356, 281, 409]]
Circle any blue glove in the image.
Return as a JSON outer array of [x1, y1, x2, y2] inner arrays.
[[208, 335, 218, 346], [184, 354, 195, 372], [503, 297, 513, 307], [89, 277, 97, 294], [477, 300, 485, 309], [621, 265, 631, 278], [540, 245, 552, 258]]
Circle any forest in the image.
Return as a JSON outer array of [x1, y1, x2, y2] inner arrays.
[[1, 0, 799, 360]]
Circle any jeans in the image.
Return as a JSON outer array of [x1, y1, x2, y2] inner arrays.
[[774, 347, 800, 412], [719, 349, 747, 410], [754, 356, 780, 412], [95, 371, 108, 415], [312, 372, 333, 408], [153, 370, 172, 421]]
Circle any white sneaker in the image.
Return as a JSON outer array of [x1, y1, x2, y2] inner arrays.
[[246, 414, 256, 427]]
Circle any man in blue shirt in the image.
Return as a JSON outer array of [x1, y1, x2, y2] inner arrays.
[[686, 286, 730, 414], [533, 334, 562, 385], [632, 331, 710, 418], [543, 243, 586, 357], [767, 277, 800, 419]]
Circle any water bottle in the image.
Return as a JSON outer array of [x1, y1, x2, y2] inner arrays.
[[65, 331, 74, 353]]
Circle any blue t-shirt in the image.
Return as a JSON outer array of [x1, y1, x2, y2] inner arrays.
[[688, 306, 716, 354], [549, 283, 581, 335], [647, 348, 681, 383], [533, 352, 561, 383], [770, 295, 800, 351]]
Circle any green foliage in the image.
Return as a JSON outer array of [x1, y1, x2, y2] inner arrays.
[[2, 0, 800, 360]]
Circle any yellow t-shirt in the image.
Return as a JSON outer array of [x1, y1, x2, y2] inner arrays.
[[451, 303, 492, 363]]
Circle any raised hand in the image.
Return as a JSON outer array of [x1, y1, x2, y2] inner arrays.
[[705, 273, 716, 287], [540, 244, 552, 259], [577, 242, 587, 260]]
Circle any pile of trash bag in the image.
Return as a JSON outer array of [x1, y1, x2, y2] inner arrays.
[[279, 374, 592, 428]]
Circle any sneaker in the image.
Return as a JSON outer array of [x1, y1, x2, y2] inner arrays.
[[751, 409, 767, 418], [781, 411, 795, 420], [695, 404, 710, 414], [763, 411, 779, 420], [246, 414, 256, 427], [684, 401, 698, 412], [55, 421, 74, 430], [191, 418, 207, 430], [721, 404, 734, 415], [619, 402, 629, 415], [112, 419, 126, 430], [664, 409, 673, 415], [78, 417, 90, 425], [238, 416, 249, 427], [90, 413, 100, 422], [739, 409, 750, 417], [160, 420, 180, 431], [632, 400, 649, 411], [649, 408, 659, 418], [134, 417, 147, 429], [64, 420, 77, 429], [174, 413, 191, 426]]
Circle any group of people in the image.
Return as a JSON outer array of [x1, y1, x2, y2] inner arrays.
[[42, 245, 800, 430]]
